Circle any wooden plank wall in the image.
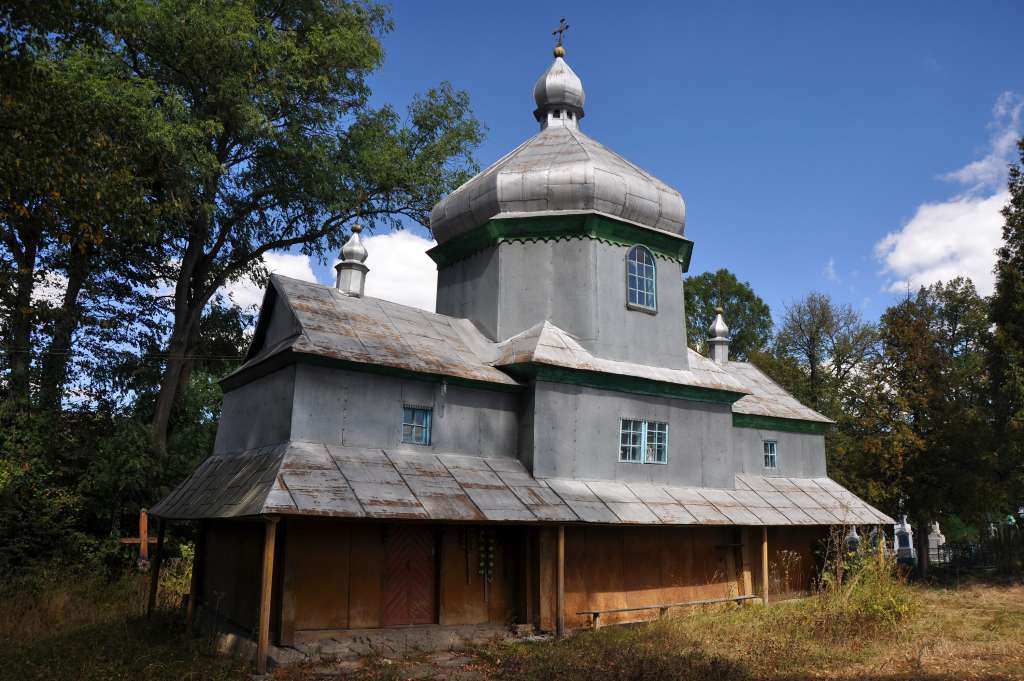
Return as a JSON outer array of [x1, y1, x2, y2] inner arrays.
[[203, 520, 264, 631], [278, 519, 519, 639], [752, 526, 828, 597]]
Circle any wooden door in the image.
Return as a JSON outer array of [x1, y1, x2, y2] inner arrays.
[[383, 525, 437, 625]]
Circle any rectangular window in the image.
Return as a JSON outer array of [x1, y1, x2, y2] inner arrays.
[[619, 418, 669, 464], [402, 406, 432, 445], [763, 440, 777, 469]]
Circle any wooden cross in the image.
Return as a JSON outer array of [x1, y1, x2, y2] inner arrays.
[[552, 17, 569, 47]]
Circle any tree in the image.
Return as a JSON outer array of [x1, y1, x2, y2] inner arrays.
[[0, 1, 173, 408], [772, 292, 877, 415], [685, 269, 772, 361], [95, 0, 484, 455], [832, 279, 992, 576], [990, 139, 1024, 508]]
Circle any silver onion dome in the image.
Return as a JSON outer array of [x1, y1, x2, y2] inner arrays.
[[429, 49, 686, 243], [709, 307, 730, 340], [339, 223, 368, 263], [533, 55, 585, 123]]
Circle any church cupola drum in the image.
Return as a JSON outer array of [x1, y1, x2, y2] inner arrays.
[[429, 33, 694, 370]]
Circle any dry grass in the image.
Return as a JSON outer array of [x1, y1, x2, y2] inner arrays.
[[1, 564, 1021, 681]]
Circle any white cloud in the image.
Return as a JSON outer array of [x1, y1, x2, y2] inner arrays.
[[223, 251, 317, 309], [358, 230, 438, 312], [942, 92, 1023, 192], [875, 191, 1006, 296], [823, 258, 839, 282], [876, 91, 1020, 296]]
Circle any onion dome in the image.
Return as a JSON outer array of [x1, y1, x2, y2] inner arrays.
[[533, 55, 585, 123], [709, 307, 730, 340], [339, 223, 368, 263], [430, 49, 686, 243]]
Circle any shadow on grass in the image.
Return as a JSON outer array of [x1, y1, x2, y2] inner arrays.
[[0, 611, 248, 681]]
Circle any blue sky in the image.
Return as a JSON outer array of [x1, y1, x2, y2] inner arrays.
[[274, 1, 1024, 324]]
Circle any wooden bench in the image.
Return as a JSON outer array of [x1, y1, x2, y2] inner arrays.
[[577, 594, 760, 630]]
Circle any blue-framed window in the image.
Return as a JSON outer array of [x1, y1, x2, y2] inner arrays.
[[619, 418, 669, 464], [402, 406, 432, 445], [626, 245, 657, 311], [763, 440, 777, 469]]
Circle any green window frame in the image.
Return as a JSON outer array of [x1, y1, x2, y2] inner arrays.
[[619, 418, 669, 464], [402, 406, 432, 445]]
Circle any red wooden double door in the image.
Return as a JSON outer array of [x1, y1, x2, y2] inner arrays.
[[382, 525, 437, 626]]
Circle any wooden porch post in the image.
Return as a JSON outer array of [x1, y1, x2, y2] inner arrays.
[[740, 528, 754, 600], [186, 520, 206, 632], [256, 517, 279, 675], [761, 526, 769, 606], [556, 524, 565, 637], [139, 509, 150, 563], [146, 518, 166, 619]]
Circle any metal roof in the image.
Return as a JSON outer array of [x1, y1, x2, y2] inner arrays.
[[724, 361, 834, 424], [494, 321, 749, 396], [429, 125, 687, 243], [150, 441, 893, 526], [229, 275, 520, 388]]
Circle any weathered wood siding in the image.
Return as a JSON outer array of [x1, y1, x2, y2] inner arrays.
[[202, 520, 264, 631], [278, 519, 519, 641]]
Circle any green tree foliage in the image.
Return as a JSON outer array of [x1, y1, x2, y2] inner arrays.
[[990, 140, 1024, 506], [685, 269, 772, 361], [768, 292, 877, 416], [94, 0, 485, 455]]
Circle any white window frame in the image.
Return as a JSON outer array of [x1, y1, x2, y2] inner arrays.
[[626, 245, 657, 313], [402, 405, 433, 445], [619, 418, 669, 464], [763, 440, 778, 469]]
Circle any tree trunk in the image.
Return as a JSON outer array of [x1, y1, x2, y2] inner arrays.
[[38, 246, 90, 411], [6, 240, 39, 402], [151, 314, 197, 457]]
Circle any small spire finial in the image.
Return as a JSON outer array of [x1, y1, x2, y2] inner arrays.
[[552, 17, 569, 57]]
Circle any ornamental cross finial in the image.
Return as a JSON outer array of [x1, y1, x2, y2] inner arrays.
[[552, 17, 569, 48]]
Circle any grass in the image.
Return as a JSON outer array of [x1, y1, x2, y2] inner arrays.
[[1, 557, 1022, 681]]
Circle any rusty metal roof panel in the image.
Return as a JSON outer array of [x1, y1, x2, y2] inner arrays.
[[151, 441, 894, 527]]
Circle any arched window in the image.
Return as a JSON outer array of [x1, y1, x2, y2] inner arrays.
[[626, 245, 657, 311]]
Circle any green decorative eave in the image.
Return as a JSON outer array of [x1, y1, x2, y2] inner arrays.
[[504, 362, 746, 405], [427, 213, 695, 272], [732, 412, 831, 435]]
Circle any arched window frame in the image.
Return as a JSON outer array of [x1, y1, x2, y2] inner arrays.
[[625, 245, 657, 313]]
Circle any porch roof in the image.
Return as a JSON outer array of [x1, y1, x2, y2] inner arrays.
[[150, 442, 894, 526]]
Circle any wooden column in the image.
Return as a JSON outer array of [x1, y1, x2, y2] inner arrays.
[[139, 509, 150, 563], [521, 527, 534, 627], [556, 525, 565, 637], [761, 526, 769, 606], [256, 517, 279, 675], [740, 528, 754, 599], [186, 520, 206, 632], [146, 518, 166, 619]]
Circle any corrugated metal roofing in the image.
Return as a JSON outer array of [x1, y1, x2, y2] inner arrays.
[[150, 442, 893, 526]]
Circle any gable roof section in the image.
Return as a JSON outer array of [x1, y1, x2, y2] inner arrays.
[[150, 441, 893, 526], [722, 360, 834, 426], [493, 321, 749, 400], [226, 275, 519, 389]]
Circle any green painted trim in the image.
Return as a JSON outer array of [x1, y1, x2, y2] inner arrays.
[[732, 412, 831, 434], [427, 213, 695, 272], [220, 348, 523, 395], [505, 362, 746, 405]]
